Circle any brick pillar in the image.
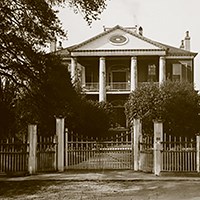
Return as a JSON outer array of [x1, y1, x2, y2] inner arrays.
[[28, 124, 37, 174], [133, 118, 141, 171], [153, 120, 163, 176], [196, 135, 200, 173], [56, 118, 65, 172]]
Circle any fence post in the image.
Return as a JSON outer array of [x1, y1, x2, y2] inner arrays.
[[153, 120, 163, 176], [133, 118, 141, 171], [28, 124, 37, 175], [56, 117, 65, 172], [196, 135, 200, 173], [65, 128, 68, 168]]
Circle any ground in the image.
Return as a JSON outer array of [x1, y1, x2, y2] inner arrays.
[[1, 180, 200, 200]]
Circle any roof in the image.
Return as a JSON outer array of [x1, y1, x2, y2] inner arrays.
[[64, 25, 198, 57]]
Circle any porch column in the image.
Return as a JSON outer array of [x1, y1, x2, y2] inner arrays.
[[99, 57, 106, 102], [82, 66, 86, 87], [131, 56, 137, 91], [159, 56, 166, 86], [71, 57, 77, 84]]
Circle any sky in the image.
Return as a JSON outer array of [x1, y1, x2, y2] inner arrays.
[[57, 0, 200, 90]]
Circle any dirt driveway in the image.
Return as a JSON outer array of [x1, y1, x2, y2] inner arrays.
[[1, 180, 200, 200]]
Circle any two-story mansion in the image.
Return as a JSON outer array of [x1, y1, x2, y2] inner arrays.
[[54, 25, 197, 128]]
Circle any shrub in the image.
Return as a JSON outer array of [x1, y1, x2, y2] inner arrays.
[[125, 81, 200, 137]]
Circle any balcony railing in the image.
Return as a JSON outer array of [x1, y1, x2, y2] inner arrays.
[[107, 82, 130, 91], [84, 82, 99, 91], [83, 82, 159, 92], [84, 82, 130, 92], [138, 82, 159, 87]]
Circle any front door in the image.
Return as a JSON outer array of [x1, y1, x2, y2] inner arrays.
[[112, 71, 127, 89]]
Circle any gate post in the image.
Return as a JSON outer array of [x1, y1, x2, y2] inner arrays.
[[133, 118, 141, 171], [65, 128, 69, 169], [56, 117, 65, 172], [196, 135, 200, 173], [28, 124, 37, 175], [153, 120, 163, 176]]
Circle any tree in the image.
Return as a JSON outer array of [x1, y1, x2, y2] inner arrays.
[[0, 0, 108, 137], [70, 99, 113, 137], [125, 81, 200, 137], [0, 0, 107, 86], [0, 77, 18, 138], [16, 55, 112, 137], [16, 55, 78, 136]]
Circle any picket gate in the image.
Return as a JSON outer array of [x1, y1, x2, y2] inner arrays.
[[139, 135, 154, 172], [37, 135, 57, 172], [65, 130, 133, 169]]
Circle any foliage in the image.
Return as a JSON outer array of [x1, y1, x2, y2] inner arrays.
[[15, 55, 112, 137], [66, 0, 107, 25], [0, 0, 65, 86], [0, 0, 107, 86], [125, 81, 200, 137], [0, 77, 18, 138], [16, 55, 77, 136], [69, 99, 113, 138], [160, 81, 200, 137], [0, 0, 108, 137]]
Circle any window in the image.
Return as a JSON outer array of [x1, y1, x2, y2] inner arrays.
[[172, 64, 181, 81], [148, 64, 156, 81]]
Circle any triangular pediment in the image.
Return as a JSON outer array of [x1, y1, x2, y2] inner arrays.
[[70, 26, 166, 51]]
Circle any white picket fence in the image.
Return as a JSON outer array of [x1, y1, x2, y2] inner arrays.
[[0, 125, 57, 174], [1, 118, 200, 176], [133, 119, 200, 175], [162, 133, 197, 172]]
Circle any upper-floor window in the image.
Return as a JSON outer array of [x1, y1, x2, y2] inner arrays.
[[148, 64, 156, 81], [172, 64, 181, 81]]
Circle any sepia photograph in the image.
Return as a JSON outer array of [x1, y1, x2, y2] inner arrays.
[[0, 0, 200, 199]]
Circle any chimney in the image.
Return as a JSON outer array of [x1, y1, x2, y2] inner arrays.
[[138, 26, 143, 36], [184, 31, 190, 51], [50, 38, 57, 52], [180, 40, 184, 49]]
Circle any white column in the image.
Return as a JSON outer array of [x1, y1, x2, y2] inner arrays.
[[82, 66, 86, 87], [71, 57, 77, 83], [159, 57, 166, 86], [99, 57, 106, 102], [131, 56, 137, 91]]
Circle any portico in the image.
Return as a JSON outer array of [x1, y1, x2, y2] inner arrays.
[[70, 55, 167, 102]]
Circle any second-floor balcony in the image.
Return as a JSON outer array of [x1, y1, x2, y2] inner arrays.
[[84, 82, 130, 92], [83, 82, 159, 93]]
